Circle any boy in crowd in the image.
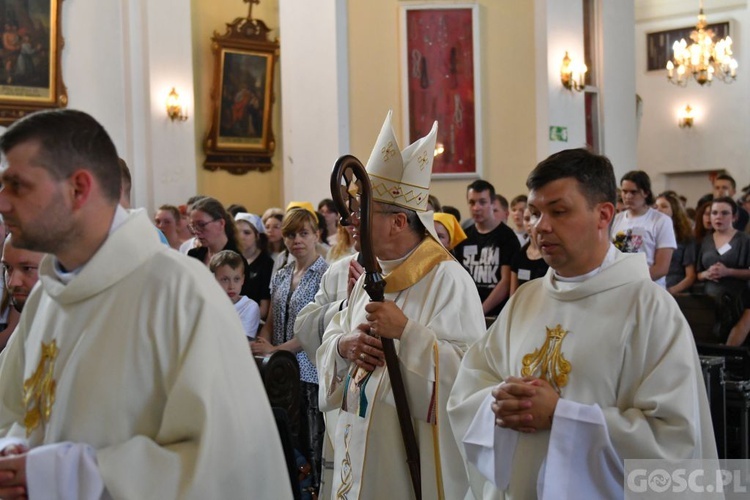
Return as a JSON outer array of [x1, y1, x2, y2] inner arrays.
[[210, 250, 260, 340], [509, 194, 529, 246], [454, 180, 520, 317]]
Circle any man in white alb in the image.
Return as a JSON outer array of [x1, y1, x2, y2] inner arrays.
[[0, 109, 291, 499], [448, 148, 716, 499]]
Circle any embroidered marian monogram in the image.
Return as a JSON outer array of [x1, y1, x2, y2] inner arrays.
[[381, 141, 396, 162], [23, 340, 59, 437], [521, 325, 571, 393], [336, 424, 354, 499]]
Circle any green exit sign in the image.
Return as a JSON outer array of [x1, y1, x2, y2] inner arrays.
[[549, 126, 568, 142]]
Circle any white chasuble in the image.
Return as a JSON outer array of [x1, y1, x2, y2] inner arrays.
[[318, 238, 485, 500], [448, 251, 718, 500], [0, 210, 292, 499]]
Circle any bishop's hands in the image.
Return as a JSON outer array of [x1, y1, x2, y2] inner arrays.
[[0, 444, 28, 499], [364, 301, 408, 340], [491, 376, 559, 433], [336, 324, 385, 372]]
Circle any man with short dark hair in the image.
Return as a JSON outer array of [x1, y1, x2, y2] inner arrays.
[[1, 234, 43, 314], [0, 234, 43, 351], [492, 193, 509, 223], [713, 173, 748, 230], [454, 180, 520, 317], [0, 109, 290, 498], [509, 194, 529, 246], [449, 148, 716, 499]]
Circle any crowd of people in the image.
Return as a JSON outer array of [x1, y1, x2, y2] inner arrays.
[[0, 107, 744, 498]]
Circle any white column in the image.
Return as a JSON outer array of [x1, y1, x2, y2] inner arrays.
[[121, 0, 198, 211], [598, 0, 636, 180], [535, 0, 587, 161], [278, 0, 350, 206], [2, 0, 197, 213]]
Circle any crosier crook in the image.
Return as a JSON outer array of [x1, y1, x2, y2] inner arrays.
[[330, 155, 421, 500]]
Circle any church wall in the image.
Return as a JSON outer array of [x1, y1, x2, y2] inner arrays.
[[191, 0, 284, 213], [635, 3, 750, 206], [347, 0, 538, 214], [57, 0, 199, 212]]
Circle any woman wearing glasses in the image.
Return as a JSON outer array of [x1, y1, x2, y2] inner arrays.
[[187, 197, 253, 297]]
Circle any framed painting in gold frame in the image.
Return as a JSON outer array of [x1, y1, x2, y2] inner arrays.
[[0, 0, 67, 126], [204, 14, 278, 175]]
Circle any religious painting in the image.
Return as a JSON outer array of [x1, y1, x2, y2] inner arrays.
[[204, 9, 278, 174], [0, 0, 67, 125], [400, 4, 482, 178], [216, 49, 272, 147]]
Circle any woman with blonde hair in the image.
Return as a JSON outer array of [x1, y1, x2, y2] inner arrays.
[[327, 224, 355, 262]]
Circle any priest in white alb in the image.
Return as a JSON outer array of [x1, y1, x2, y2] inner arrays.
[[317, 111, 485, 499], [447, 148, 717, 500], [0, 109, 291, 499]]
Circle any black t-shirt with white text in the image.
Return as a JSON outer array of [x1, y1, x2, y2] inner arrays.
[[454, 222, 521, 316]]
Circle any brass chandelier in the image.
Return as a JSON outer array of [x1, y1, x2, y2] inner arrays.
[[665, 0, 738, 86]]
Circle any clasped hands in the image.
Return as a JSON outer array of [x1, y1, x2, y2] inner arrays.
[[491, 376, 560, 433], [0, 443, 28, 499], [703, 262, 729, 282], [336, 301, 408, 371]]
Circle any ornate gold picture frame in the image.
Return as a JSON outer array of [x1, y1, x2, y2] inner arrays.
[[204, 11, 279, 175], [0, 0, 67, 126]]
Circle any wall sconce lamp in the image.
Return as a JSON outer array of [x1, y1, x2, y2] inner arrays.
[[560, 51, 587, 92], [677, 104, 694, 128], [166, 87, 188, 121]]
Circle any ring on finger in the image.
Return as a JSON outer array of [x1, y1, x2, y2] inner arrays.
[[360, 352, 366, 360]]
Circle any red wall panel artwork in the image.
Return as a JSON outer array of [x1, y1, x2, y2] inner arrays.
[[405, 8, 477, 176]]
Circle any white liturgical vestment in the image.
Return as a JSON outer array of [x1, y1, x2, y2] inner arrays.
[[317, 238, 485, 500], [448, 249, 717, 500], [0, 210, 291, 499]]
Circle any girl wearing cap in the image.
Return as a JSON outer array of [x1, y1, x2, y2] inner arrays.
[[434, 212, 467, 252], [235, 213, 274, 321]]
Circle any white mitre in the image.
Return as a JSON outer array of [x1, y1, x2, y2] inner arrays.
[[365, 110, 440, 243]]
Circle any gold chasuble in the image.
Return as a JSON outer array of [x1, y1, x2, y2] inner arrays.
[[319, 236, 485, 500]]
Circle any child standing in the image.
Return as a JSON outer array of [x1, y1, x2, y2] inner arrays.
[[209, 250, 260, 339]]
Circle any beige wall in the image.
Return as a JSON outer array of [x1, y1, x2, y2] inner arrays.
[[347, 1, 538, 215], [190, 0, 284, 212], [188, 1, 539, 215]]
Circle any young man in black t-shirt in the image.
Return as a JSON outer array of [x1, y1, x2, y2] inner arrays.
[[454, 180, 521, 317]]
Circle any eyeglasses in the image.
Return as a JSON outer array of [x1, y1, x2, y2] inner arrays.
[[188, 219, 219, 233]]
